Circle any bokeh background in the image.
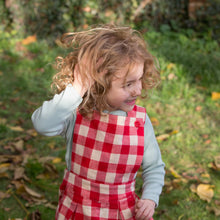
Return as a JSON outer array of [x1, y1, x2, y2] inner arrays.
[[0, 0, 220, 219]]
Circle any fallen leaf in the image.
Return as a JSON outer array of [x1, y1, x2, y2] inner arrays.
[[0, 163, 11, 173], [197, 184, 214, 202], [205, 139, 211, 144], [166, 63, 175, 70], [196, 106, 202, 111], [214, 156, 220, 169], [169, 130, 179, 135], [37, 162, 58, 179], [26, 100, 39, 106], [0, 172, 9, 178], [38, 156, 56, 163], [83, 24, 89, 29], [206, 205, 220, 216], [45, 202, 57, 210], [24, 185, 44, 199], [156, 134, 169, 141], [215, 200, 220, 206], [45, 162, 58, 175], [169, 167, 182, 178], [8, 126, 24, 132], [14, 167, 25, 180], [202, 134, 209, 139], [150, 117, 159, 126], [0, 191, 10, 199], [14, 181, 44, 202], [190, 184, 197, 193], [105, 10, 114, 17], [12, 140, 24, 152], [22, 35, 37, 45], [26, 129, 38, 137], [211, 92, 220, 100], [209, 156, 220, 171], [200, 173, 211, 184], [83, 7, 91, 12], [10, 97, 20, 102], [52, 157, 62, 164], [3, 207, 11, 212], [0, 155, 22, 164], [168, 73, 177, 80]]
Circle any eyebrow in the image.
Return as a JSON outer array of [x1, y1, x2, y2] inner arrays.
[[125, 74, 143, 84]]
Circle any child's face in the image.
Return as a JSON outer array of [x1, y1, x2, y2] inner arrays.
[[106, 62, 144, 112]]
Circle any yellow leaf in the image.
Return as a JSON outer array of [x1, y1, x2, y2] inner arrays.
[[0, 163, 11, 173], [52, 157, 62, 164], [26, 129, 38, 137], [197, 184, 214, 203], [156, 134, 169, 141], [167, 63, 175, 70], [169, 130, 179, 135], [170, 167, 182, 178], [211, 92, 220, 100], [150, 117, 159, 126], [8, 126, 24, 132], [201, 173, 210, 178], [22, 35, 37, 45]]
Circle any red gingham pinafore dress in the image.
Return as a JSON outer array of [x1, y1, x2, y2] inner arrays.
[[56, 105, 147, 220]]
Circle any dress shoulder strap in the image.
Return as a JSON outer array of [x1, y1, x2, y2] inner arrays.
[[127, 105, 146, 122]]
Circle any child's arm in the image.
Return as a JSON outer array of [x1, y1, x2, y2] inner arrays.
[[135, 113, 165, 219], [31, 85, 82, 136], [31, 64, 89, 136]]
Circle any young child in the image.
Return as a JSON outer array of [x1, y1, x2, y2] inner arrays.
[[32, 25, 165, 220]]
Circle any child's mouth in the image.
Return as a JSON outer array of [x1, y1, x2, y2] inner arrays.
[[125, 99, 136, 106]]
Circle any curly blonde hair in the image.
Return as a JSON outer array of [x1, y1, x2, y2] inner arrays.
[[52, 24, 160, 117]]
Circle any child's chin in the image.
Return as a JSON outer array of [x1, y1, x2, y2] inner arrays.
[[120, 105, 135, 112]]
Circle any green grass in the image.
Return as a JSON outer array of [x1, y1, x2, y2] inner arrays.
[[0, 29, 219, 219]]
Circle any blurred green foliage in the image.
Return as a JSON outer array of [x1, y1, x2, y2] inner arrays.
[[0, 0, 219, 41]]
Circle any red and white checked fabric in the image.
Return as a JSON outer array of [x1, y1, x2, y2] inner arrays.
[[56, 105, 151, 220]]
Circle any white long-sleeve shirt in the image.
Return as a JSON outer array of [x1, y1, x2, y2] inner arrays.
[[31, 85, 165, 206]]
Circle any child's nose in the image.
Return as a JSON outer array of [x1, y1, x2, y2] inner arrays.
[[131, 81, 142, 96]]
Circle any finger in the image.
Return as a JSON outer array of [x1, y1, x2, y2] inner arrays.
[[135, 205, 146, 219], [135, 199, 142, 212], [142, 208, 154, 220]]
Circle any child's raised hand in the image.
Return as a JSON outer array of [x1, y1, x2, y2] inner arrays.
[[72, 64, 93, 97], [135, 199, 155, 220]]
